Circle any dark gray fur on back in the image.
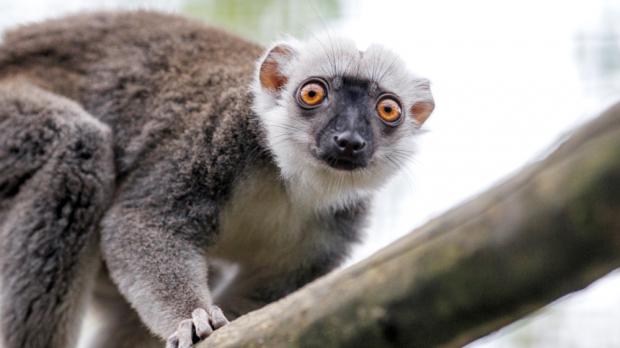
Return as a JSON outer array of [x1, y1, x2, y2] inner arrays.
[[0, 11, 367, 348]]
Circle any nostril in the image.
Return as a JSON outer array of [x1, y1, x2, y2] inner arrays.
[[333, 132, 366, 153], [334, 135, 349, 150], [351, 140, 366, 151]]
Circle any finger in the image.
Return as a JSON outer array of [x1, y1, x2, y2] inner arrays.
[[177, 319, 194, 348], [192, 308, 213, 339], [209, 306, 229, 329], [166, 335, 179, 348]]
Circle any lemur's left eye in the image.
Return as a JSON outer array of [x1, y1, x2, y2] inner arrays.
[[376, 96, 402, 125], [297, 80, 327, 108]]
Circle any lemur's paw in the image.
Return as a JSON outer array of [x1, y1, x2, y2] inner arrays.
[[165, 306, 229, 348]]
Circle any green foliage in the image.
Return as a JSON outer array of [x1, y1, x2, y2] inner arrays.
[[183, 0, 343, 44]]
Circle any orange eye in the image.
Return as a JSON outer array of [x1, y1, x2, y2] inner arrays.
[[298, 81, 327, 108], [376, 97, 402, 124]]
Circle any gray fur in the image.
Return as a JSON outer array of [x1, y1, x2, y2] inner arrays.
[[0, 10, 432, 348], [0, 80, 114, 347]]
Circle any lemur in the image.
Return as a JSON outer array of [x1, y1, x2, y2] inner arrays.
[[0, 11, 434, 348]]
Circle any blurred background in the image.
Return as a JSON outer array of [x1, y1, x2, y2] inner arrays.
[[1, 0, 619, 346]]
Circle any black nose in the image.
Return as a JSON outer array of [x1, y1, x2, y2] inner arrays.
[[333, 131, 366, 154]]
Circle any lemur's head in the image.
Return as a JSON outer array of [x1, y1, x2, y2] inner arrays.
[[252, 37, 434, 208]]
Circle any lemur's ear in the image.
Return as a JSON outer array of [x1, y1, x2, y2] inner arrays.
[[410, 79, 435, 126], [259, 43, 296, 93]]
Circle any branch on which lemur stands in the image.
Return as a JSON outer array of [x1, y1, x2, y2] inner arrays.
[[199, 102, 620, 348]]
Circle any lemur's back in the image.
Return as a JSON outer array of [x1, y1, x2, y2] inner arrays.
[[0, 11, 263, 174]]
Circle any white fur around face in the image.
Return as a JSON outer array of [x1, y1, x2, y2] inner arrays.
[[252, 35, 432, 212]]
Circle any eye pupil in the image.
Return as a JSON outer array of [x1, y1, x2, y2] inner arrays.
[[384, 106, 392, 113], [308, 90, 316, 98]]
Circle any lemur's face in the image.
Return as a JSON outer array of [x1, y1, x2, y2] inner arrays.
[[295, 76, 402, 171], [252, 37, 434, 207]]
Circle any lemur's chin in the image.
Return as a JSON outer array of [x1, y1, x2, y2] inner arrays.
[[321, 156, 367, 171], [310, 146, 369, 172]]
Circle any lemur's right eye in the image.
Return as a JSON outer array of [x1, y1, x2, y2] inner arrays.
[[297, 79, 327, 109]]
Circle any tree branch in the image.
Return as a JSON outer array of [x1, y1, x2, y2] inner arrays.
[[200, 103, 620, 348]]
